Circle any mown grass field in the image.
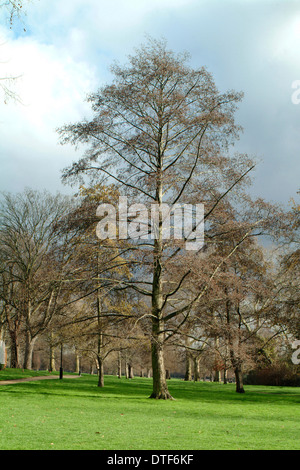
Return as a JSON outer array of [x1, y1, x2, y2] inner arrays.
[[0, 370, 299, 450]]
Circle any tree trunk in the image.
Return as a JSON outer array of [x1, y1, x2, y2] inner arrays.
[[23, 333, 36, 370], [149, 183, 173, 399], [214, 369, 221, 382], [150, 330, 173, 399], [75, 354, 80, 374], [49, 337, 56, 372], [234, 366, 245, 393], [97, 356, 104, 387], [185, 353, 192, 381], [10, 330, 20, 368], [128, 363, 134, 379], [96, 271, 104, 387], [117, 351, 122, 378], [194, 357, 200, 382]]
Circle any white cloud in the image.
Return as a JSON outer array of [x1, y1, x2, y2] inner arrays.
[[0, 0, 299, 204], [0, 26, 96, 193]]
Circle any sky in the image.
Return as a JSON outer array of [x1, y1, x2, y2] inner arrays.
[[0, 0, 299, 208]]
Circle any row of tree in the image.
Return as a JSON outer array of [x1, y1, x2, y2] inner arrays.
[[0, 39, 299, 398]]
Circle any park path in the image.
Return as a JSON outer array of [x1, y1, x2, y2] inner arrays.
[[0, 375, 80, 385]]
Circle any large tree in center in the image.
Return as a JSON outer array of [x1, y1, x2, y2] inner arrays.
[[58, 38, 254, 399]]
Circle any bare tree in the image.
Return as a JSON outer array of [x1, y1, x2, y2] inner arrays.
[[0, 189, 71, 368], [57, 38, 256, 399]]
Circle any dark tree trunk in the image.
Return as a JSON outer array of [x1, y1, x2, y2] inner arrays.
[[128, 363, 134, 379], [214, 370, 221, 382], [234, 366, 245, 393], [10, 330, 20, 368]]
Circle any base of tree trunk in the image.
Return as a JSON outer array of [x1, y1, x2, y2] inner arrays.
[[149, 391, 174, 400]]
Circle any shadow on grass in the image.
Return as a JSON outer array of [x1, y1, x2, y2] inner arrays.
[[1, 375, 299, 408]]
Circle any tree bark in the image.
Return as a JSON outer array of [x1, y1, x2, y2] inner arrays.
[[117, 351, 122, 378], [194, 357, 200, 382], [128, 363, 134, 379], [149, 170, 173, 399], [214, 369, 221, 382], [234, 365, 245, 393], [150, 328, 173, 399], [75, 353, 80, 374], [96, 262, 104, 387], [185, 353, 192, 381], [97, 356, 104, 387], [10, 330, 20, 368], [23, 332, 36, 370], [49, 335, 56, 372]]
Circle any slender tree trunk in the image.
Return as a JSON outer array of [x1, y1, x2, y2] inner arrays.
[[9, 330, 20, 368], [149, 170, 173, 399], [75, 353, 80, 374], [226, 296, 245, 393], [23, 332, 36, 370], [96, 305, 104, 387], [96, 254, 105, 387], [194, 357, 200, 382], [214, 336, 221, 382], [150, 260, 171, 396], [185, 352, 192, 381], [117, 351, 122, 378], [234, 365, 245, 393], [97, 356, 104, 387], [49, 335, 56, 372]]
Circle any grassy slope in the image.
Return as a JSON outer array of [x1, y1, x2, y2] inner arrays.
[[0, 368, 56, 381], [0, 372, 299, 450]]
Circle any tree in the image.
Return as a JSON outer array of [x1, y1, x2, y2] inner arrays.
[[0, 189, 71, 368], [54, 184, 134, 387], [276, 192, 300, 341], [57, 38, 256, 399]]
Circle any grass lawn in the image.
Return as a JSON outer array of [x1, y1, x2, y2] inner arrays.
[[0, 370, 299, 450], [0, 368, 57, 381]]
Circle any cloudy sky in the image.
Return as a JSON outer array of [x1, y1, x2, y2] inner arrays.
[[0, 0, 299, 207]]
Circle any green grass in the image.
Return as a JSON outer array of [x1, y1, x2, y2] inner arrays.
[[0, 368, 56, 381], [0, 371, 299, 450]]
